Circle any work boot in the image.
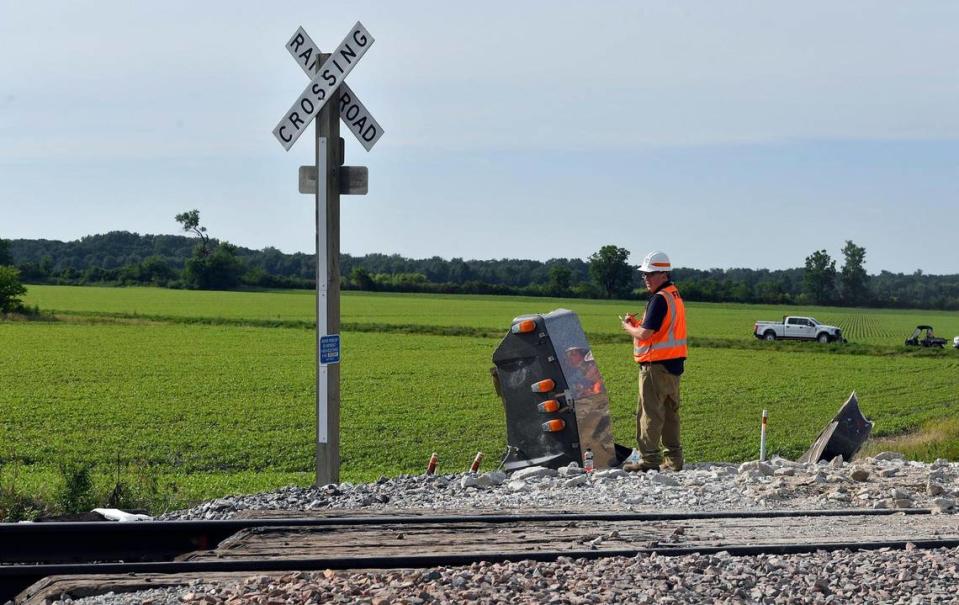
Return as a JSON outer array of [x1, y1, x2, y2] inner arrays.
[[623, 461, 660, 472], [660, 457, 684, 472]]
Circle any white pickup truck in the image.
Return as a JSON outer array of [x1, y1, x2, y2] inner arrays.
[[753, 316, 844, 343]]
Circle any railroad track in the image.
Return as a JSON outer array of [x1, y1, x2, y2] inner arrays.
[[4, 508, 958, 604]]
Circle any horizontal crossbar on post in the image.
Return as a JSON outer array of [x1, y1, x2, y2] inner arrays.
[[299, 165, 368, 195]]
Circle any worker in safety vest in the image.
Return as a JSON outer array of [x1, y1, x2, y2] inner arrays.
[[620, 251, 687, 472]]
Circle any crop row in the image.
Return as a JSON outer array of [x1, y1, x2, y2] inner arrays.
[[2, 316, 957, 506], [22, 286, 959, 346], [829, 314, 897, 341]]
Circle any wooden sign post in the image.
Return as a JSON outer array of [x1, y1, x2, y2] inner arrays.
[[273, 23, 381, 486], [315, 94, 340, 485]]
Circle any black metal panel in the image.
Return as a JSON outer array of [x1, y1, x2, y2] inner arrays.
[[491, 314, 580, 471], [799, 392, 874, 463]]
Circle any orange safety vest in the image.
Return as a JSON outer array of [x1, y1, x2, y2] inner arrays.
[[633, 284, 688, 363]]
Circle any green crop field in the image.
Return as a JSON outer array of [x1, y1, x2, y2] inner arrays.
[[3, 285, 959, 515], [23, 285, 959, 344]]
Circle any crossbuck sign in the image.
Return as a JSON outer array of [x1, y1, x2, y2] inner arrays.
[[273, 22, 383, 151], [271, 21, 383, 485]]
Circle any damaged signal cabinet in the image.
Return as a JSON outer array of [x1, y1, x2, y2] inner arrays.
[[491, 309, 620, 472]]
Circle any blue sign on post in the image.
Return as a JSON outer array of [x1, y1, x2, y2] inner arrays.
[[320, 334, 340, 365]]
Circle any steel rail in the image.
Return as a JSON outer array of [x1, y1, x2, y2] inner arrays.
[[0, 508, 933, 565], [6, 536, 959, 603]]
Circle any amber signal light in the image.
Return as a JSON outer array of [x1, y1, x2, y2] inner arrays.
[[530, 379, 555, 393], [537, 399, 560, 413], [541, 419, 566, 432], [511, 319, 537, 334]]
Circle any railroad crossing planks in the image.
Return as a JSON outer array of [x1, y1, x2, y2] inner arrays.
[[19, 572, 268, 605], [184, 514, 959, 561], [13, 512, 959, 604]]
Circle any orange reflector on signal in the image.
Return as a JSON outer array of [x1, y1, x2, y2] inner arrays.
[[537, 399, 560, 413], [542, 419, 566, 432], [511, 319, 537, 334], [530, 379, 555, 393]]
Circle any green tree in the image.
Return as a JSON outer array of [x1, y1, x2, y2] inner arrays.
[[839, 240, 868, 306], [175, 209, 211, 256], [120, 255, 178, 285], [0, 239, 11, 266], [588, 245, 633, 299], [174, 210, 243, 290], [448, 258, 472, 283], [38, 255, 53, 277], [184, 243, 244, 290], [754, 279, 790, 304], [350, 267, 375, 290], [546, 265, 572, 296], [0, 266, 27, 313], [803, 249, 837, 305]]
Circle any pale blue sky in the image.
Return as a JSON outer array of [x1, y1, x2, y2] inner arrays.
[[1, 1, 957, 273]]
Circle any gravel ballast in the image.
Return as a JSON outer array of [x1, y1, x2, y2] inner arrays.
[[45, 454, 959, 604], [54, 547, 959, 605], [159, 454, 957, 521]]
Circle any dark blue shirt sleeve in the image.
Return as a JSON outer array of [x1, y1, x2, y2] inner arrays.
[[641, 293, 668, 331]]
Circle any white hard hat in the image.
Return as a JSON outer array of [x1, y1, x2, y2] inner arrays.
[[638, 250, 671, 273]]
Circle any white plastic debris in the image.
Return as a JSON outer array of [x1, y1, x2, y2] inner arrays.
[[93, 508, 153, 522]]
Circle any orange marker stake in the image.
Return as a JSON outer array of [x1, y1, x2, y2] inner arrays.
[[759, 410, 768, 461]]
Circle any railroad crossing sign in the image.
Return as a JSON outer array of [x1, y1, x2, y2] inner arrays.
[[285, 26, 384, 152], [271, 21, 383, 486], [273, 22, 381, 151]]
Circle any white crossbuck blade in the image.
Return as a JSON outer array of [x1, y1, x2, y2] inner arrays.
[[286, 26, 384, 152], [272, 22, 382, 151]]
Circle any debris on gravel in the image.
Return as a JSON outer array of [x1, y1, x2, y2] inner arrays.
[[53, 454, 959, 604], [159, 455, 959, 521]]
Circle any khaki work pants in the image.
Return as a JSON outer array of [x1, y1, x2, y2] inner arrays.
[[637, 363, 683, 468]]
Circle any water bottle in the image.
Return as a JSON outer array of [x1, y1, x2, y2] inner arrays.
[[583, 448, 594, 473]]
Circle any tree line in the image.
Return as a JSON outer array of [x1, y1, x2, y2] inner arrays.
[[3, 214, 959, 310], [0, 238, 28, 313]]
